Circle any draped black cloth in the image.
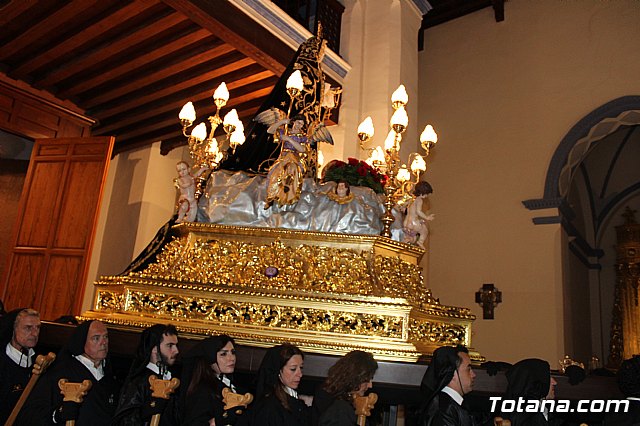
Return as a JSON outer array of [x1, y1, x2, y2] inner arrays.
[[221, 34, 328, 174]]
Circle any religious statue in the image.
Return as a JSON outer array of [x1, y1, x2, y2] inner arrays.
[[403, 181, 434, 249], [327, 180, 354, 204], [255, 110, 334, 208], [259, 114, 308, 208], [174, 161, 205, 223]]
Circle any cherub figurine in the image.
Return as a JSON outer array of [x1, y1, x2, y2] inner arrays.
[[327, 180, 354, 204], [174, 161, 204, 223], [403, 181, 434, 249]]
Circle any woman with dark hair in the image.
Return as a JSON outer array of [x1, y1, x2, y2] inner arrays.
[[312, 350, 378, 426], [180, 335, 248, 426], [252, 343, 311, 426]]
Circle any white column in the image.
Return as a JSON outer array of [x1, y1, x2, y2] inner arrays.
[[336, 0, 423, 162]]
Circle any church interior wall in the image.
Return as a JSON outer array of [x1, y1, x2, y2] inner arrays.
[[417, 0, 640, 364], [82, 142, 184, 312]]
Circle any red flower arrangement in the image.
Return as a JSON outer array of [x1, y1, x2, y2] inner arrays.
[[321, 158, 387, 193]]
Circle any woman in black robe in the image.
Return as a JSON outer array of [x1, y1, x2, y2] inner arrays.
[[312, 350, 378, 426], [252, 344, 311, 426], [180, 335, 249, 426]]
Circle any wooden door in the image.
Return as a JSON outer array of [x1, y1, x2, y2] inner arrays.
[[1, 136, 114, 320]]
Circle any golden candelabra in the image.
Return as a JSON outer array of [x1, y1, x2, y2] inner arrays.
[[178, 82, 246, 198], [357, 85, 438, 238]]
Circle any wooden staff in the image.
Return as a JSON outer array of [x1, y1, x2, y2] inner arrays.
[[353, 393, 378, 426], [58, 379, 92, 426], [148, 375, 180, 426], [4, 352, 56, 426]]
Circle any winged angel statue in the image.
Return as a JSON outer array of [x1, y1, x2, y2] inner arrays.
[[255, 108, 335, 208], [250, 26, 341, 208]]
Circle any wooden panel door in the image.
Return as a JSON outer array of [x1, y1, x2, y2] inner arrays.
[[1, 137, 114, 320]]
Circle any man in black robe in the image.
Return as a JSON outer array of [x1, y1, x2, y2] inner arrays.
[[16, 320, 119, 426], [419, 345, 476, 426], [112, 324, 180, 426], [0, 308, 41, 423]]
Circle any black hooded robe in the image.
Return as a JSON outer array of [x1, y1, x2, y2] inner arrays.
[[425, 392, 474, 426], [419, 346, 475, 426], [111, 367, 179, 426], [112, 324, 180, 426], [180, 336, 251, 426], [503, 359, 554, 426], [15, 321, 119, 426], [252, 344, 310, 426], [251, 392, 310, 426], [0, 309, 36, 424]]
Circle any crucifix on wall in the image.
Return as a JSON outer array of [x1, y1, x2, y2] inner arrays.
[[475, 283, 502, 319]]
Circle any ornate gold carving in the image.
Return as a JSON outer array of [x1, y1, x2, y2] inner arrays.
[[85, 223, 480, 362], [95, 290, 123, 312], [608, 207, 640, 367], [408, 318, 468, 346], [126, 290, 405, 338]]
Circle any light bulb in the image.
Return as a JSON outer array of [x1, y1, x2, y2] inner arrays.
[[420, 124, 438, 144], [384, 130, 396, 151], [397, 166, 411, 182], [190, 123, 207, 142], [286, 70, 304, 91], [391, 84, 408, 106], [357, 117, 375, 139], [411, 155, 427, 173], [223, 109, 239, 127], [179, 102, 196, 123], [213, 82, 229, 103], [390, 107, 408, 129]]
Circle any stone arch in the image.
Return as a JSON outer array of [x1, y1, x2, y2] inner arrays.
[[545, 96, 640, 200]]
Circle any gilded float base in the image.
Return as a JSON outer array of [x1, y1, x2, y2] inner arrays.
[[82, 223, 481, 362]]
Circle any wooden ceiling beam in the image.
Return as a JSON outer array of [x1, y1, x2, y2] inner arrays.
[[36, 11, 189, 88], [95, 83, 273, 138], [94, 60, 270, 121], [94, 72, 272, 135], [161, 0, 292, 75], [60, 29, 213, 99], [0, 0, 103, 61], [0, 0, 39, 29], [82, 43, 239, 109], [12, 0, 160, 78]]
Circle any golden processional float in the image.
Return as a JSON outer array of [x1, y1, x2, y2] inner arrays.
[[81, 31, 482, 363]]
